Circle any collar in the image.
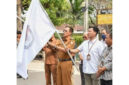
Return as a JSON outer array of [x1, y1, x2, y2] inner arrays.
[[89, 37, 98, 44], [62, 37, 72, 41], [101, 39, 105, 42]]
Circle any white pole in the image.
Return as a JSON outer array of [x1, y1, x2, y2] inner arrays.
[[84, 0, 88, 32], [17, 16, 24, 22], [84, 2, 86, 32]]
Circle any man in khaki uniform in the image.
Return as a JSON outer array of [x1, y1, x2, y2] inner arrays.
[[43, 35, 58, 85], [48, 26, 75, 85]]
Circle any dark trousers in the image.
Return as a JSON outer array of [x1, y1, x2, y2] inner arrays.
[[101, 79, 112, 85], [79, 63, 85, 85]]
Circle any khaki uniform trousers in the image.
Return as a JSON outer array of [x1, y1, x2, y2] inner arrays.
[[84, 73, 100, 85], [57, 61, 73, 85], [45, 64, 57, 85]]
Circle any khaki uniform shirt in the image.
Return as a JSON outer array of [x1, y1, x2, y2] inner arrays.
[[44, 45, 58, 64], [56, 39, 75, 59]]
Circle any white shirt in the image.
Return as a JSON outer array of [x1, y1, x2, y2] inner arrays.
[[77, 38, 104, 74], [101, 40, 107, 49], [78, 40, 88, 64]]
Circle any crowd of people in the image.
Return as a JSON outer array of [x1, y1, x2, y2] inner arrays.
[[17, 25, 112, 85], [42, 26, 112, 85]]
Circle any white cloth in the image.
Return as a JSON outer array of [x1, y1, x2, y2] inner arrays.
[[100, 40, 107, 49], [17, 0, 55, 79], [77, 37, 104, 74]]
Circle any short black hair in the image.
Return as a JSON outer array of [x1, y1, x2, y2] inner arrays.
[[17, 31, 21, 34], [89, 26, 99, 35], [65, 26, 73, 33]]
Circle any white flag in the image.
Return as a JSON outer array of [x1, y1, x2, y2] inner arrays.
[[17, 0, 56, 79]]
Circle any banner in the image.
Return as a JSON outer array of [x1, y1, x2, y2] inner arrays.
[[97, 14, 112, 25]]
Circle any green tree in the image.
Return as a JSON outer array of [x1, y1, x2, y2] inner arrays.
[[22, 0, 71, 26], [40, 0, 71, 26], [68, 0, 84, 27], [22, 0, 31, 11], [21, 0, 86, 27]]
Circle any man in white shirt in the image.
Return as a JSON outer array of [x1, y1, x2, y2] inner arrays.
[[69, 26, 104, 85]]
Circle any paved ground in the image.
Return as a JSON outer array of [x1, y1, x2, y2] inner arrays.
[[17, 59, 81, 85]]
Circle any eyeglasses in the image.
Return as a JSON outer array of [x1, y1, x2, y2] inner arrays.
[[63, 30, 68, 32]]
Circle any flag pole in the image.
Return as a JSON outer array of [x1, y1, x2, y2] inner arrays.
[[17, 16, 25, 22], [38, 0, 79, 71]]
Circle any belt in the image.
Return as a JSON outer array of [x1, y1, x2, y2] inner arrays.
[[59, 58, 72, 62]]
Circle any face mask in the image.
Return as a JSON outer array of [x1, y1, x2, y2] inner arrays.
[[101, 34, 106, 40]]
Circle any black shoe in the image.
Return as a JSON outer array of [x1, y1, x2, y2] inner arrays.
[[17, 74, 22, 78]]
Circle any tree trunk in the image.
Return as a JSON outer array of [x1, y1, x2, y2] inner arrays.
[[17, 0, 22, 31]]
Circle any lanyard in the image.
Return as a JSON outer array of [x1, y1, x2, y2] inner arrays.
[[88, 39, 97, 54]]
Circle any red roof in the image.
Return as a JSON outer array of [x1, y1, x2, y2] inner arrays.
[[56, 24, 84, 31]]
